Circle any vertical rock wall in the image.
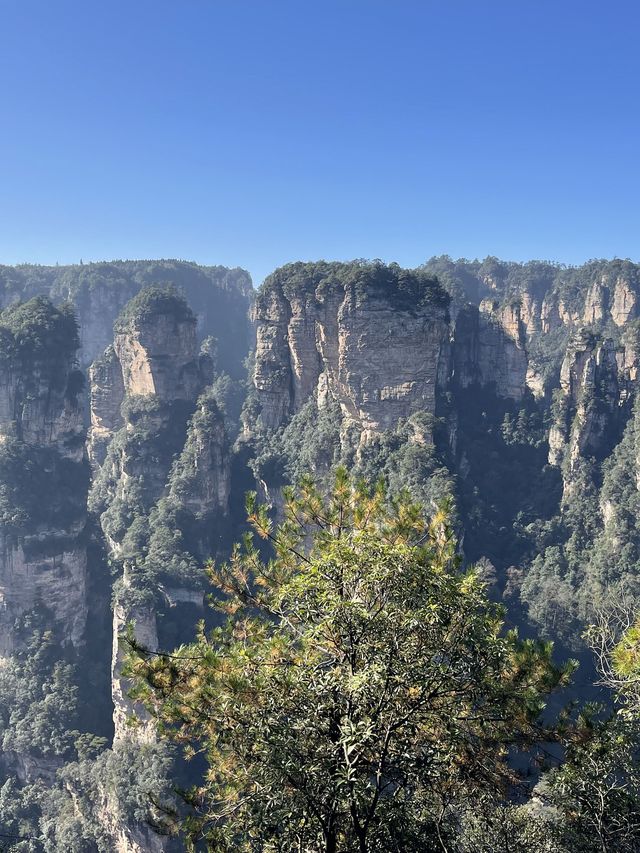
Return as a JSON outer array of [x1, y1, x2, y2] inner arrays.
[[253, 264, 452, 442], [88, 287, 231, 742], [0, 299, 88, 656]]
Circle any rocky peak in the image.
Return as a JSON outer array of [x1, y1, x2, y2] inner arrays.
[[113, 285, 201, 402], [0, 297, 85, 455], [88, 286, 233, 745], [252, 262, 451, 442]]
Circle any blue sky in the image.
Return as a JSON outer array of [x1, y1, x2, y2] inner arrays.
[[0, 0, 638, 286]]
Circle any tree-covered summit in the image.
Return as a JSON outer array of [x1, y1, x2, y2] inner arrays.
[[258, 260, 450, 312], [113, 284, 195, 333], [0, 296, 79, 366], [0, 259, 253, 376], [0, 258, 253, 303]]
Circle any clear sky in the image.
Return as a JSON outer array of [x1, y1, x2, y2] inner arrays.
[[0, 0, 639, 286]]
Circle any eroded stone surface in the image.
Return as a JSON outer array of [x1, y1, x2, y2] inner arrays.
[[253, 276, 452, 442]]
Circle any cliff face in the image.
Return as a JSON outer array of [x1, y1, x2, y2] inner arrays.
[[611, 275, 638, 326], [88, 287, 231, 744], [322, 290, 450, 440], [0, 299, 88, 657], [113, 310, 201, 402], [254, 260, 640, 443], [255, 262, 585, 458], [0, 543, 87, 657], [253, 263, 452, 443], [419, 256, 640, 407], [88, 345, 125, 467], [111, 594, 160, 743], [547, 331, 622, 496], [452, 301, 528, 400]]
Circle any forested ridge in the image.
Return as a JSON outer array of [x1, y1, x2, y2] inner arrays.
[[1, 257, 640, 850]]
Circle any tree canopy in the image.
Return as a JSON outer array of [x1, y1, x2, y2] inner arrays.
[[126, 470, 574, 852]]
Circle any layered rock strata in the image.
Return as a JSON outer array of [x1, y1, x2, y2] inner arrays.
[[253, 263, 452, 442]]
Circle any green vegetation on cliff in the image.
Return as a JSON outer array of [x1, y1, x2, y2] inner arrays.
[[0, 440, 89, 537], [522, 398, 640, 642], [113, 283, 195, 332], [0, 297, 81, 393], [259, 260, 449, 312], [0, 298, 87, 539], [0, 734, 177, 852], [422, 255, 640, 315], [90, 385, 229, 596], [0, 631, 83, 762]]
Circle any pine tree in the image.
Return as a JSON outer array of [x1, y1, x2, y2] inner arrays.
[[125, 469, 574, 852]]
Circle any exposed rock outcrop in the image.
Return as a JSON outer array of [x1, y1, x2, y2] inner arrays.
[[114, 309, 201, 402], [253, 263, 451, 442], [88, 287, 231, 745], [540, 294, 562, 334], [583, 280, 608, 325], [0, 538, 87, 656], [577, 273, 637, 328], [548, 330, 622, 490], [0, 260, 253, 371], [453, 301, 528, 400], [611, 276, 638, 326], [0, 299, 88, 656], [111, 590, 159, 744], [88, 345, 125, 468]]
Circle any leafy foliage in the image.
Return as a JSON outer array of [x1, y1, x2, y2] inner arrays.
[[259, 260, 450, 314], [0, 440, 88, 537], [0, 632, 80, 761], [539, 714, 640, 852], [0, 297, 79, 382], [0, 737, 177, 852], [113, 283, 195, 333], [126, 470, 574, 851]]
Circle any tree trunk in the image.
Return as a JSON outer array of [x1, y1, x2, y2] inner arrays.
[[325, 830, 337, 853]]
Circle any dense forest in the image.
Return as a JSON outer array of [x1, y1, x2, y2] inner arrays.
[[1, 257, 640, 850]]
